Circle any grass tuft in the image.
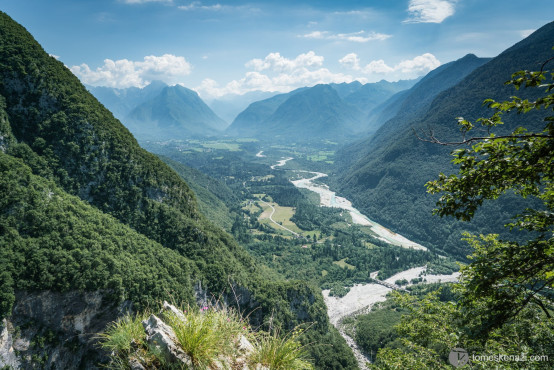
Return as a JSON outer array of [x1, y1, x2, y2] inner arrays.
[[251, 326, 313, 369], [98, 313, 147, 356], [164, 304, 248, 368]]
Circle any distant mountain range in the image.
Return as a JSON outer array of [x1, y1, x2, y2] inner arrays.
[[90, 78, 416, 143], [89, 82, 228, 140], [204, 90, 278, 123], [338, 53, 491, 167], [226, 79, 415, 142], [334, 21, 554, 257]]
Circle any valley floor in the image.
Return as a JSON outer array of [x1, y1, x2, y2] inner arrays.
[[323, 266, 460, 369]]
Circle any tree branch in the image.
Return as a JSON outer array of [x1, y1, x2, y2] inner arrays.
[[413, 128, 554, 146]]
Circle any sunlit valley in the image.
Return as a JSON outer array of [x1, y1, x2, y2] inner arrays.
[[0, 2, 553, 369]]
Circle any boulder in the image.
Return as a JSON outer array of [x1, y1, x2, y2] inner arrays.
[[161, 301, 187, 322], [142, 314, 193, 367]]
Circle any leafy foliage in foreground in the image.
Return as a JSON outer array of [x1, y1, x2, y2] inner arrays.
[[371, 60, 554, 369], [426, 63, 554, 333], [372, 291, 554, 369]]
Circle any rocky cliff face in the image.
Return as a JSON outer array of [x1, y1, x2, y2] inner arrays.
[[0, 291, 131, 369]]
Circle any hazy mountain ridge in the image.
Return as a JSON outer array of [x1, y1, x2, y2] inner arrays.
[[126, 84, 228, 138], [335, 22, 554, 257], [227, 79, 415, 142], [87, 80, 167, 119], [205, 90, 278, 123], [342, 79, 416, 115], [89, 82, 228, 140], [337, 53, 491, 167], [263, 84, 364, 139], [226, 87, 307, 137]]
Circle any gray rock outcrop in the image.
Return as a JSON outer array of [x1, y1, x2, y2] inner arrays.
[[142, 314, 193, 367], [0, 290, 131, 369]]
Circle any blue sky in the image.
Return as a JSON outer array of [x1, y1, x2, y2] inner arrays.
[[3, 0, 553, 98]]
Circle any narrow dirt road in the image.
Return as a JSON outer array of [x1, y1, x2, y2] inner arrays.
[[258, 199, 300, 237]]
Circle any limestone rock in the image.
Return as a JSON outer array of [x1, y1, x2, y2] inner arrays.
[[162, 301, 186, 322], [238, 334, 254, 355], [142, 314, 193, 367], [129, 356, 147, 370], [0, 319, 21, 369]]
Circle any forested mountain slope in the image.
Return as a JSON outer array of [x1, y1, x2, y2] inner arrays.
[[160, 156, 238, 231], [335, 22, 554, 257], [337, 53, 491, 167], [0, 11, 248, 292], [0, 12, 356, 368]]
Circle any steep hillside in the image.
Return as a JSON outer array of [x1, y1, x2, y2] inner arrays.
[[368, 54, 491, 143], [0, 150, 197, 318], [161, 156, 238, 231], [338, 53, 491, 168], [126, 84, 228, 139], [0, 12, 356, 368], [336, 22, 554, 257]]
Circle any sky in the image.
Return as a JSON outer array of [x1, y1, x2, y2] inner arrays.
[[2, 0, 553, 99]]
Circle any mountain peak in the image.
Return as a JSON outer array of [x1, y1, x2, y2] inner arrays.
[[144, 80, 168, 90]]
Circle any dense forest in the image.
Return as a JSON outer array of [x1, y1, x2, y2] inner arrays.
[[0, 12, 356, 368]]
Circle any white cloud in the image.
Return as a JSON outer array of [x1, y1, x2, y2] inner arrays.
[[178, 1, 260, 12], [340, 52, 440, 78], [396, 53, 441, 73], [246, 51, 324, 73], [519, 29, 535, 38], [196, 51, 359, 98], [364, 60, 395, 74], [300, 30, 391, 43], [338, 53, 360, 70], [70, 54, 192, 88], [302, 31, 327, 39], [405, 0, 456, 23]]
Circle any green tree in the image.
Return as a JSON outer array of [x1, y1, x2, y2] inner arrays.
[[424, 59, 554, 334], [373, 56, 554, 369]]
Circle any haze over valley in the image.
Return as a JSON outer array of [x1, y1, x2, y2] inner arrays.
[[1, 1, 553, 369]]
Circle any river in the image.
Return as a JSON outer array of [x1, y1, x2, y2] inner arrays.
[[289, 169, 426, 250], [267, 157, 456, 368]]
